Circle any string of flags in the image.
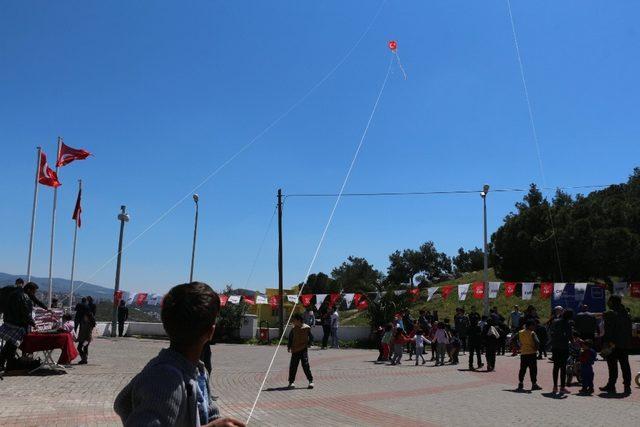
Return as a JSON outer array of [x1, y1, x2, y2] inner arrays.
[[113, 282, 640, 310]]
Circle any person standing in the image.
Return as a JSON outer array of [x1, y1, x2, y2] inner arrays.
[[320, 310, 331, 350], [330, 307, 340, 349], [467, 312, 483, 370], [509, 305, 522, 333], [86, 296, 97, 316], [0, 282, 38, 371], [482, 319, 499, 372], [304, 307, 316, 327], [74, 297, 88, 333], [77, 312, 96, 365], [579, 339, 597, 395], [549, 309, 573, 394], [600, 295, 632, 396], [574, 304, 597, 341], [433, 322, 449, 366], [517, 320, 542, 391], [287, 313, 314, 389], [117, 300, 129, 337], [454, 308, 469, 354]]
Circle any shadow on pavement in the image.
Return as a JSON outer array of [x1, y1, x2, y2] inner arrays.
[[541, 392, 568, 399], [502, 388, 532, 394], [597, 392, 627, 399]]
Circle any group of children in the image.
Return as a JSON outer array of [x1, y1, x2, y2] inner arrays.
[[378, 320, 462, 367]]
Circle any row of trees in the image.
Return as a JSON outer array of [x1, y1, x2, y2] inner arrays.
[[299, 168, 640, 293]]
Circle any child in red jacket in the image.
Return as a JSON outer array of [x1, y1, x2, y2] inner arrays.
[[390, 329, 411, 365]]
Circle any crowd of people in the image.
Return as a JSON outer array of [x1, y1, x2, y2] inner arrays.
[[373, 296, 634, 397], [0, 277, 98, 371]]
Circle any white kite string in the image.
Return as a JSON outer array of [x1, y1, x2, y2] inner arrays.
[[68, 0, 389, 297], [506, 0, 564, 280], [394, 51, 408, 80], [245, 54, 394, 425]]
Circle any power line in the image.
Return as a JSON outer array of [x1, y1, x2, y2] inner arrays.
[[285, 184, 610, 198]]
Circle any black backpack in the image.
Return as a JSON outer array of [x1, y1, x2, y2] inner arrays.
[[0, 286, 19, 315]]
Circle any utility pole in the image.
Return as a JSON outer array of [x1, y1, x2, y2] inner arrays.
[[277, 189, 284, 336], [111, 205, 129, 337], [189, 194, 199, 283], [481, 184, 490, 316]]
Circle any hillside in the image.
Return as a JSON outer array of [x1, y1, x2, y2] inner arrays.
[[0, 272, 113, 302]]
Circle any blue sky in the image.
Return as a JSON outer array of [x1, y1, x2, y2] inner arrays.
[[1, 1, 639, 295]]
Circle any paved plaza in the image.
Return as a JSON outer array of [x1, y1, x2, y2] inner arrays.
[[1, 337, 639, 426]]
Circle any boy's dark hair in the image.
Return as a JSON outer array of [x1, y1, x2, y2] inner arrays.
[[292, 313, 304, 322], [161, 282, 220, 347], [15, 278, 24, 286], [23, 282, 39, 292], [62, 313, 73, 321]]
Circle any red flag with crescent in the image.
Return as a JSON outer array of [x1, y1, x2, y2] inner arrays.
[[504, 282, 517, 298], [57, 142, 91, 167], [441, 285, 454, 300], [299, 294, 313, 307], [471, 282, 485, 299], [540, 283, 553, 299], [38, 151, 61, 187]]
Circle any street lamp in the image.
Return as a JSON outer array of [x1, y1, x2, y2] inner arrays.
[[189, 194, 199, 283], [112, 205, 129, 337], [480, 184, 490, 316]]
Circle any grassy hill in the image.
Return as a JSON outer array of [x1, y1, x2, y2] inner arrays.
[[343, 269, 640, 326]]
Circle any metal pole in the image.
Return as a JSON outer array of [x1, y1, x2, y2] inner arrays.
[[69, 180, 81, 309], [27, 147, 42, 281], [47, 137, 62, 308], [482, 192, 489, 316], [277, 189, 284, 336], [112, 205, 128, 337], [189, 194, 199, 283]]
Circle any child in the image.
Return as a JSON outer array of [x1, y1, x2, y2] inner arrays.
[[433, 322, 450, 366], [413, 330, 430, 365], [380, 323, 393, 362], [59, 313, 75, 334], [449, 330, 461, 365], [579, 339, 597, 394], [287, 313, 314, 389], [76, 312, 96, 365], [390, 328, 410, 365], [114, 282, 244, 427], [517, 320, 542, 391]]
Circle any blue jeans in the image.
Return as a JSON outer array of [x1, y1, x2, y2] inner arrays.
[[331, 328, 339, 348]]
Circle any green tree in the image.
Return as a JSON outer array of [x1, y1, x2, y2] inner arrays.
[[453, 247, 485, 274], [300, 272, 340, 294], [386, 241, 453, 287], [331, 256, 383, 293]]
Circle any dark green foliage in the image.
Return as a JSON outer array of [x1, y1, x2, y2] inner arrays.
[[331, 256, 383, 293], [453, 247, 486, 274], [386, 241, 453, 286]]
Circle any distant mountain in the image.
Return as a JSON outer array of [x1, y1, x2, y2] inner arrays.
[[0, 272, 113, 301]]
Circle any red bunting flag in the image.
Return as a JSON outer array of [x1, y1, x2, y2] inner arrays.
[[630, 283, 640, 298], [408, 288, 420, 302], [268, 295, 279, 309], [441, 285, 454, 300], [72, 187, 82, 227], [540, 283, 553, 299], [135, 293, 148, 306], [356, 299, 368, 311], [38, 151, 61, 187], [471, 282, 485, 299], [329, 293, 341, 307], [299, 294, 313, 307], [353, 293, 363, 307], [243, 296, 255, 305], [56, 142, 91, 167], [504, 282, 517, 298], [219, 295, 229, 307]]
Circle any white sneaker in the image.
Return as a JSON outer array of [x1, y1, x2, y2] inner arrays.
[[287, 383, 295, 389], [308, 382, 314, 389]]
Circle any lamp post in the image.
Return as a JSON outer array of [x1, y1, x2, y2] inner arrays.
[[189, 194, 199, 283], [111, 205, 129, 337], [481, 184, 490, 316]]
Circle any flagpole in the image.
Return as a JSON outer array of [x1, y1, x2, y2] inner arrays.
[[47, 137, 62, 308], [27, 147, 42, 281], [69, 179, 81, 309]]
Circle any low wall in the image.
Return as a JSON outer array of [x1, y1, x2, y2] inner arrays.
[[95, 318, 371, 342]]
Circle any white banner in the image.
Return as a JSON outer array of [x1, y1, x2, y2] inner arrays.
[[147, 293, 161, 306], [574, 283, 588, 303], [427, 287, 439, 302], [521, 283, 534, 300], [613, 282, 628, 296], [228, 295, 241, 305], [126, 293, 137, 306], [553, 283, 567, 299], [458, 284, 470, 301], [489, 282, 501, 299], [286, 294, 298, 304], [315, 294, 327, 310], [343, 293, 355, 308], [255, 295, 268, 305]]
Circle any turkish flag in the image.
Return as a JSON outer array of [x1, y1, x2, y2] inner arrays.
[[243, 296, 255, 305], [299, 294, 313, 307], [114, 290, 123, 306], [540, 283, 553, 299], [441, 285, 454, 300], [38, 151, 61, 187], [408, 288, 420, 302], [356, 299, 368, 311], [135, 293, 148, 306], [329, 293, 341, 307], [504, 282, 517, 298], [353, 293, 363, 307], [268, 295, 279, 309], [57, 142, 91, 167], [472, 282, 485, 299], [219, 295, 229, 307], [630, 283, 640, 298], [72, 187, 82, 227]]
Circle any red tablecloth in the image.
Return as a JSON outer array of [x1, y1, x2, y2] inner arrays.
[[20, 332, 79, 365]]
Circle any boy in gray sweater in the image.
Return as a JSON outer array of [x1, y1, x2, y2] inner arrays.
[[114, 282, 244, 426]]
